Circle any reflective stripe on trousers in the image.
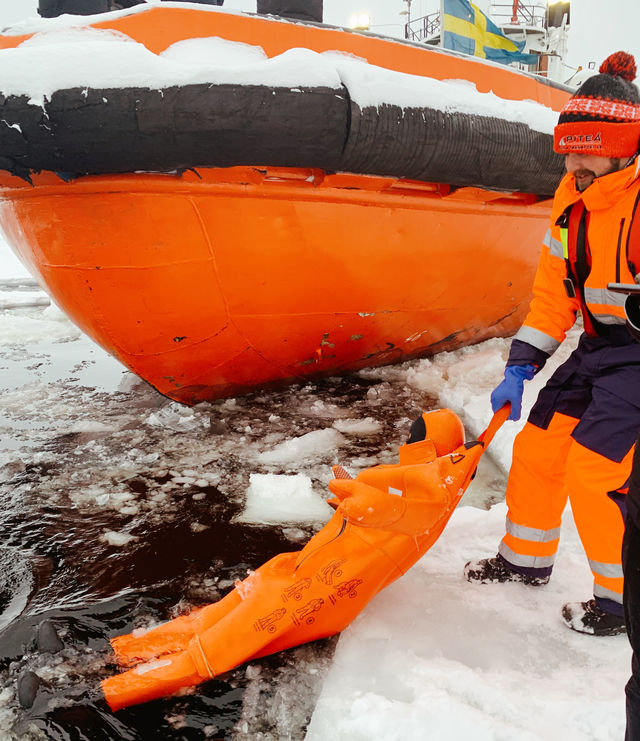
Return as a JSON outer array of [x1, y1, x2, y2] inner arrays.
[[500, 413, 631, 603], [499, 520, 560, 570], [590, 559, 625, 603]]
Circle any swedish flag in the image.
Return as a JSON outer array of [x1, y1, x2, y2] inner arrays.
[[442, 0, 538, 65]]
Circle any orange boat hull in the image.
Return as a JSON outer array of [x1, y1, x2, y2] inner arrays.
[[0, 167, 547, 403], [0, 5, 569, 403]]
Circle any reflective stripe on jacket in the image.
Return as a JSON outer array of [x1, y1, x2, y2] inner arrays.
[[513, 162, 640, 357]]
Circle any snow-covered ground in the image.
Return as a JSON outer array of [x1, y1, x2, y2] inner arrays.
[[0, 236, 630, 740], [308, 508, 627, 741]]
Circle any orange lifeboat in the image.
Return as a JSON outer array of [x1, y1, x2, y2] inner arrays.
[[0, 5, 571, 403]]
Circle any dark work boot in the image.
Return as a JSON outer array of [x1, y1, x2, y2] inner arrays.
[[561, 599, 626, 636], [464, 555, 550, 586]]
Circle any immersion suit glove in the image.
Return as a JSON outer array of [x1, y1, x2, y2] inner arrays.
[[328, 478, 405, 528], [490, 364, 536, 421]]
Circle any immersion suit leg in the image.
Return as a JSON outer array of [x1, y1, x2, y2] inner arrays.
[[112, 589, 244, 666], [103, 552, 306, 710], [498, 413, 578, 577], [565, 440, 632, 611], [102, 647, 204, 712]]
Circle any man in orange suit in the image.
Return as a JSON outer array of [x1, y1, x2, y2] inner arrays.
[[465, 51, 640, 636]]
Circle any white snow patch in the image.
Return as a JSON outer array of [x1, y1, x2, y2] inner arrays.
[[0, 303, 79, 346], [0, 26, 556, 131], [71, 488, 136, 514], [68, 420, 113, 433], [0, 28, 342, 106], [324, 52, 557, 132], [236, 473, 332, 525], [258, 428, 346, 465], [281, 526, 309, 543], [0, 290, 49, 309], [101, 530, 136, 546], [332, 417, 381, 435], [146, 403, 204, 432], [160, 36, 267, 67]]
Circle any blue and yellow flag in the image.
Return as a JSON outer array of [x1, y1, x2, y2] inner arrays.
[[442, 0, 538, 65]]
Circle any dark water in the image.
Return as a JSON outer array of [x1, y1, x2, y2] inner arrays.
[[0, 361, 445, 740], [0, 280, 510, 739]]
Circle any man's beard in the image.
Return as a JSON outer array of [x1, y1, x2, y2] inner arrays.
[[573, 158, 622, 191], [574, 170, 594, 192]]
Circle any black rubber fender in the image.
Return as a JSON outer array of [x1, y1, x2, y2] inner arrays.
[[38, 0, 223, 16], [339, 100, 564, 197], [0, 83, 349, 178], [38, 0, 111, 17], [257, 0, 323, 23], [0, 80, 563, 196]]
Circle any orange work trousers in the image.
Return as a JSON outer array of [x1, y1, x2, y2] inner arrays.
[[499, 412, 632, 606]]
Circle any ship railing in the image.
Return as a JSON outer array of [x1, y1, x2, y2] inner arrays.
[[405, 11, 439, 43], [490, 2, 547, 28], [405, 4, 547, 43], [406, 1, 568, 43]]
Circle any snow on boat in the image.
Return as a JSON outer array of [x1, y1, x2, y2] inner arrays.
[[0, 2, 570, 404]]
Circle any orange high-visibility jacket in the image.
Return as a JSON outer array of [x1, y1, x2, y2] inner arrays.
[[513, 163, 640, 359]]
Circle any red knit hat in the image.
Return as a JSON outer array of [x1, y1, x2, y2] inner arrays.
[[554, 51, 640, 157]]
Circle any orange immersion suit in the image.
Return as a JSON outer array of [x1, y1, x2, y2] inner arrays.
[[101, 407, 507, 712], [499, 163, 640, 611]]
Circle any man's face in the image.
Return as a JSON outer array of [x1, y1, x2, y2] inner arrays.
[[565, 152, 623, 191]]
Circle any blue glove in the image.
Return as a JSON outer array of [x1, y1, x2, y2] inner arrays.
[[490, 364, 536, 421]]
